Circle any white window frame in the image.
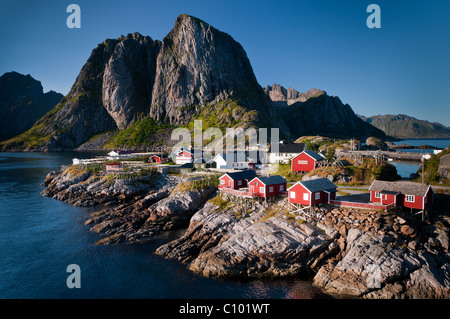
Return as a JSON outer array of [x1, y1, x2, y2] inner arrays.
[[290, 191, 295, 199], [405, 195, 415, 202], [315, 192, 320, 200], [375, 192, 381, 198], [279, 185, 284, 191], [269, 186, 274, 192], [220, 180, 225, 184], [260, 187, 265, 193], [303, 193, 309, 201], [297, 160, 308, 165]]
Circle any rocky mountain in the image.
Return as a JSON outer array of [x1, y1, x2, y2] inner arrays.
[[1, 15, 388, 151], [359, 114, 450, 139], [265, 84, 386, 139], [0, 72, 63, 141], [1, 14, 276, 151]]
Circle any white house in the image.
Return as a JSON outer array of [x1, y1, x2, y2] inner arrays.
[[268, 143, 307, 164], [208, 151, 250, 169]]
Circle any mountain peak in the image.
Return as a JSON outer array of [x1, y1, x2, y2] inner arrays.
[[265, 84, 326, 105]]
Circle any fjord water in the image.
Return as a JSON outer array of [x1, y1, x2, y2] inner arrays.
[[0, 152, 325, 299], [390, 138, 449, 178]]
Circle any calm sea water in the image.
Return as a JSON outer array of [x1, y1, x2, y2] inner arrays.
[[391, 139, 449, 178], [0, 152, 327, 299]]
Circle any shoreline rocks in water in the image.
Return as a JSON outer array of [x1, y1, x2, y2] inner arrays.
[[40, 164, 450, 298]]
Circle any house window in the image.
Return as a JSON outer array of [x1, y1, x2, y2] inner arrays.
[[315, 192, 320, 200], [220, 180, 225, 184], [375, 192, 381, 198], [303, 193, 309, 201], [269, 186, 274, 192], [280, 185, 284, 191], [405, 195, 415, 202], [260, 187, 264, 193], [290, 191, 295, 199], [237, 180, 242, 186], [298, 160, 308, 165], [254, 182, 258, 186], [424, 196, 427, 204]]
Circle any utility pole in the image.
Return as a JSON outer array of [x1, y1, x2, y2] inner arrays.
[[421, 157, 424, 184]]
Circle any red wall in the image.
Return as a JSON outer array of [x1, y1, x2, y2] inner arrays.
[[289, 183, 336, 206], [288, 183, 310, 205], [219, 175, 233, 189], [249, 179, 286, 198], [151, 156, 161, 163], [219, 175, 248, 189], [291, 152, 316, 172], [371, 190, 432, 210]]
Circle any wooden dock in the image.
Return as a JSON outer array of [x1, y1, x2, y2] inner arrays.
[[337, 150, 424, 162]]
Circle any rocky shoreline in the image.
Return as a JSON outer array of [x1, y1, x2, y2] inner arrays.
[[41, 165, 450, 298]]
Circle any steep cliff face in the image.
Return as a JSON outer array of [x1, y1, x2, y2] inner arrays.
[[150, 14, 269, 126], [0, 72, 63, 141], [1, 14, 275, 151], [266, 84, 386, 139], [103, 33, 161, 130]]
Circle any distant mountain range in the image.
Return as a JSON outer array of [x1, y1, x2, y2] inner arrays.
[[264, 85, 385, 140], [358, 114, 450, 139], [0, 14, 446, 151], [0, 72, 63, 141]]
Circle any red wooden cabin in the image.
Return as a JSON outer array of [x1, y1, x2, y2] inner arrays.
[[248, 175, 287, 198], [291, 151, 324, 172], [150, 155, 167, 163], [106, 162, 123, 171], [288, 178, 337, 206], [218, 170, 257, 190], [369, 180, 433, 210]]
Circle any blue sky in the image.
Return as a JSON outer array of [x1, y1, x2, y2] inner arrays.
[[1, 0, 449, 125]]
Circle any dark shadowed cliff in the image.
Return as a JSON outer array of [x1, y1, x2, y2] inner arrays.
[[0, 72, 63, 141]]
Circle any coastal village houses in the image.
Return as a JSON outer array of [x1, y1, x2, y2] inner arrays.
[[368, 180, 433, 210], [248, 175, 287, 198], [291, 150, 324, 173], [288, 178, 337, 206], [268, 142, 307, 164], [219, 170, 258, 190], [209, 151, 251, 169], [175, 149, 194, 164]]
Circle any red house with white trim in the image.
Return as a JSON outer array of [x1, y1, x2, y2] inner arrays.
[[291, 151, 324, 172], [248, 175, 287, 198], [288, 178, 337, 206], [150, 155, 167, 163], [218, 170, 257, 190], [368, 180, 433, 210], [106, 162, 123, 171], [175, 150, 193, 164]]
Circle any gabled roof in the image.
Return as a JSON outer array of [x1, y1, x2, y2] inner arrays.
[[304, 150, 324, 161], [294, 150, 323, 161], [289, 178, 337, 192], [251, 175, 287, 186], [369, 180, 431, 197], [269, 143, 306, 154], [222, 170, 257, 181]]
